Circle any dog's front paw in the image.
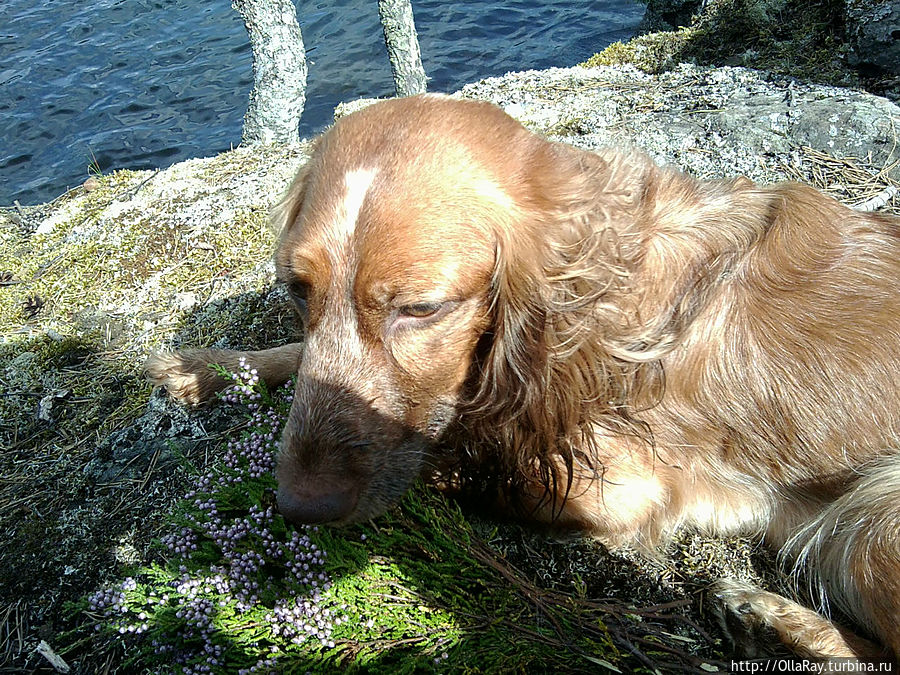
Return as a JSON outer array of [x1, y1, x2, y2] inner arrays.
[[144, 350, 227, 405]]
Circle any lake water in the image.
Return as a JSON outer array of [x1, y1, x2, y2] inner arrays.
[[0, 0, 644, 206]]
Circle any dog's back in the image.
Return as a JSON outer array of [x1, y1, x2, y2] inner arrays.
[[531, 164, 900, 658]]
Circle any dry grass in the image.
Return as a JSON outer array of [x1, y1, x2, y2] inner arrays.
[[782, 145, 900, 212]]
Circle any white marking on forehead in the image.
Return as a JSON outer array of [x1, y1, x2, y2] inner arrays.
[[325, 167, 378, 268], [313, 167, 377, 368]]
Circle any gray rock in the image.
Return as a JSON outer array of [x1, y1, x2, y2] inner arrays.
[[641, 0, 704, 30], [89, 389, 243, 484], [846, 0, 900, 74], [461, 64, 900, 184]]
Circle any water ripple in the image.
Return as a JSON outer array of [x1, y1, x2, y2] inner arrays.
[[0, 0, 643, 205]]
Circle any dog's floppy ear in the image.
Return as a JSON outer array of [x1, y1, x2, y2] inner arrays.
[[457, 139, 650, 512], [456, 231, 562, 507], [473, 139, 617, 417], [475, 235, 550, 420], [271, 139, 320, 239], [458, 141, 613, 505]]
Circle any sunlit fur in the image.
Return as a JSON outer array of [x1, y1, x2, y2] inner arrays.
[[147, 95, 899, 660]]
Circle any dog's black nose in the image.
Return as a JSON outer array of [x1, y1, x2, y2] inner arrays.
[[276, 484, 358, 524]]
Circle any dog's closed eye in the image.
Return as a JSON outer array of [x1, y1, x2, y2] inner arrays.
[[392, 301, 458, 330], [398, 302, 443, 319]]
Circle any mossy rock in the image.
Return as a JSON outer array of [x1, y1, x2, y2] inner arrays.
[[585, 0, 861, 90]]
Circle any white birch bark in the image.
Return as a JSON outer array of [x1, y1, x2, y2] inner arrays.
[[233, 0, 308, 145], [378, 0, 427, 96]]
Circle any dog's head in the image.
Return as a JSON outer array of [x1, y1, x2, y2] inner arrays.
[[272, 94, 616, 524]]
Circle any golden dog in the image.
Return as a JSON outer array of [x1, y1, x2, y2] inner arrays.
[[147, 94, 900, 659]]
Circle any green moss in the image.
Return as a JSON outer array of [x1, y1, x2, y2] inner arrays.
[[584, 29, 694, 74], [0, 145, 306, 350], [0, 331, 144, 460], [30, 334, 94, 369], [1, 171, 145, 336]]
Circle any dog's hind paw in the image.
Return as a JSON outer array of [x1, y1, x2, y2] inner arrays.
[[709, 578, 882, 660], [709, 578, 785, 659]]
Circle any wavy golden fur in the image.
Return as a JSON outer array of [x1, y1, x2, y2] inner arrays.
[[147, 94, 900, 661]]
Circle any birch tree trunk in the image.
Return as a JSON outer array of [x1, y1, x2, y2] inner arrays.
[[233, 0, 307, 145], [378, 0, 427, 96]]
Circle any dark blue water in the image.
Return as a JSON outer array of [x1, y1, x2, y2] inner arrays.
[[0, 0, 643, 206]]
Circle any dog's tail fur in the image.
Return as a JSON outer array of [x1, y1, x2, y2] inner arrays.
[[783, 455, 900, 656]]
